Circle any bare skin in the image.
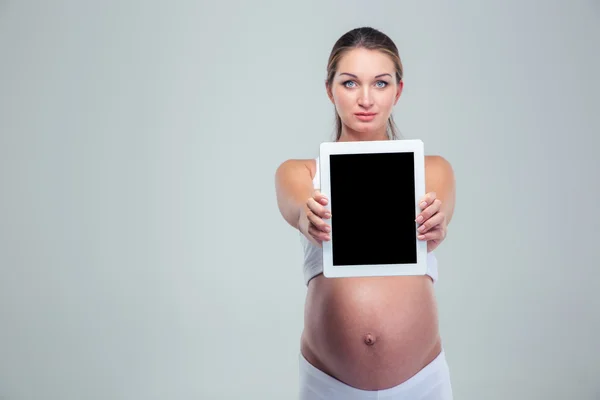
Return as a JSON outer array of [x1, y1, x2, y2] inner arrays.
[[275, 47, 456, 391], [301, 275, 441, 390]]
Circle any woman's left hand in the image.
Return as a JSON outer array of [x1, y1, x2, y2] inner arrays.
[[416, 192, 447, 253]]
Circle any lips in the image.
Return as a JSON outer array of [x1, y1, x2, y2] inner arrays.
[[355, 112, 377, 121]]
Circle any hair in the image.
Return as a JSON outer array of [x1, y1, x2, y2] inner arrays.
[[326, 27, 404, 141]]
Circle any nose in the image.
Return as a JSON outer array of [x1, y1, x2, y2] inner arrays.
[[357, 87, 374, 108]]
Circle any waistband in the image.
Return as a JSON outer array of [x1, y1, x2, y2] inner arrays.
[[299, 349, 449, 398]]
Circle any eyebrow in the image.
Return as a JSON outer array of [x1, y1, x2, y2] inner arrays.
[[339, 73, 393, 79]]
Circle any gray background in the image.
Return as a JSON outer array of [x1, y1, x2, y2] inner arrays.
[[1, 0, 599, 399]]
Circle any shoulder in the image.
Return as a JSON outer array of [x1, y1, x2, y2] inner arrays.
[[275, 158, 317, 180], [425, 155, 454, 177], [424, 155, 455, 191]]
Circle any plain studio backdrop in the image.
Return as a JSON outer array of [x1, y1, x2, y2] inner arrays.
[[1, 1, 599, 399]]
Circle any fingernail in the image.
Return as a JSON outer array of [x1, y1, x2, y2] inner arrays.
[[324, 226, 330, 232], [418, 235, 425, 240], [416, 215, 423, 223], [420, 202, 427, 209], [418, 225, 426, 233]]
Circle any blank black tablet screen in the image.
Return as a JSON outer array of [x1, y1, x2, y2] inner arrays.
[[329, 152, 417, 266]]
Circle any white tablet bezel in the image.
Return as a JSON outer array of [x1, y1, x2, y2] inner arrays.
[[319, 139, 428, 278]]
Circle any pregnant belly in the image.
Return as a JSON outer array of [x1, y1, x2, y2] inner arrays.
[[301, 274, 442, 391]]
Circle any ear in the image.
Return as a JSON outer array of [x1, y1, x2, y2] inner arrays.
[[393, 80, 404, 105], [325, 81, 335, 104]]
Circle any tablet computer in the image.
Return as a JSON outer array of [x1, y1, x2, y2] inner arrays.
[[319, 139, 428, 278]]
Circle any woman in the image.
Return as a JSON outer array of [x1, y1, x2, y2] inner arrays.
[[275, 27, 456, 399]]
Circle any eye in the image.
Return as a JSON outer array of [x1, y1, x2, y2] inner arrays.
[[375, 80, 388, 88], [343, 80, 357, 88]]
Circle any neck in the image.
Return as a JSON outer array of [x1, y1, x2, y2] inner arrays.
[[337, 125, 389, 142]]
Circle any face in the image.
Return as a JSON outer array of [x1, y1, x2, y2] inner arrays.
[[327, 48, 403, 141]]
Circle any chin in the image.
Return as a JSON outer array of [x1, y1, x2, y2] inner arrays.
[[349, 122, 387, 136]]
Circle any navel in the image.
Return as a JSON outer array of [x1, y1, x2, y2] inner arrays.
[[363, 333, 376, 346]]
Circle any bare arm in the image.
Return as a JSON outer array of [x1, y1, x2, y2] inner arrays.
[[275, 159, 315, 230], [425, 155, 456, 225]]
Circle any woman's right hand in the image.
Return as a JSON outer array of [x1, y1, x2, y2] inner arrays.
[[299, 190, 331, 247]]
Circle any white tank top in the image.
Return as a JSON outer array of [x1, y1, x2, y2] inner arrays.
[[300, 157, 439, 286]]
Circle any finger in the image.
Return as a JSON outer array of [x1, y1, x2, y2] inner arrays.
[[307, 197, 331, 219], [418, 192, 437, 210], [417, 210, 445, 234], [416, 199, 442, 223], [313, 190, 329, 206], [305, 231, 322, 248], [309, 224, 330, 242], [306, 208, 331, 233], [418, 226, 446, 241]]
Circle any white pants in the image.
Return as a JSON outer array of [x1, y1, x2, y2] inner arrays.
[[299, 350, 453, 400]]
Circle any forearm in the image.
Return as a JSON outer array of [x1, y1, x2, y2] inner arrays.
[[275, 160, 314, 230]]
